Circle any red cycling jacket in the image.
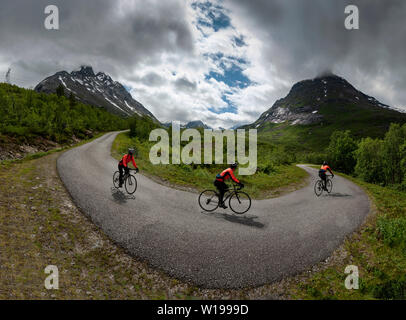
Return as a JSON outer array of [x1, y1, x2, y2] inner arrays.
[[216, 168, 240, 184], [119, 154, 137, 168], [320, 165, 333, 174]]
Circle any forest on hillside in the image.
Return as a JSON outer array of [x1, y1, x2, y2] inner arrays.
[[0, 83, 129, 143]]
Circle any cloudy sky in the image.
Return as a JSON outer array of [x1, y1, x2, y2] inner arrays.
[[1, 0, 405, 128]]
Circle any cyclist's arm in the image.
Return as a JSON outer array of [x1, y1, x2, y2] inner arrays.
[[131, 157, 137, 168], [229, 171, 240, 184], [327, 167, 334, 176]]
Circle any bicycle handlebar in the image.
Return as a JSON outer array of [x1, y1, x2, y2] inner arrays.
[[231, 181, 244, 190]]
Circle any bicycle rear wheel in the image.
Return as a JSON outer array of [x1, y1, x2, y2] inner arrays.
[[198, 190, 219, 212], [229, 191, 251, 214], [326, 179, 333, 193], [125, 175, 137, 194], [314, 180, 323, 197], [113, 171, 120, 188]]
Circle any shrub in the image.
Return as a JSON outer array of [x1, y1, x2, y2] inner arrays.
[[257, 163, 276, 175], [300, 152, 327, 165], [326, 130, 357, 174], [371, 275, 406, 299], [381, 124, 406, 185], [129, 115, 159, 140], [376, 216, 406, 250], [355, 137, 385, 184]]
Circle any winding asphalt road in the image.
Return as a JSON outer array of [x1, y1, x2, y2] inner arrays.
[[57, 132, 370, 289]]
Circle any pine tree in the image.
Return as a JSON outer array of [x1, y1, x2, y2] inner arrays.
[[69, 92, 76, 107], [56, 84, 65, 97]]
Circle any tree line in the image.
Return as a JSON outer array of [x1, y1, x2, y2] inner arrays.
[[326, 124, 406, 188], [0, 83, 129, 143]]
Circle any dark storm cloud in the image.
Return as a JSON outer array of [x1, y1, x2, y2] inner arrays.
[[133, 72, 167, 87], [229, 0, 406, 108], [174, 77, 197, 91], [0, 0, 194, 86]]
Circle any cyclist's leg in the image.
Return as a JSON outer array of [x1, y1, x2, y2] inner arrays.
[[214, 180, 226, 206], [318, 170, 327, 189], [118, 164, 124, 187], [124, 166, 130, 184], [219, 182, 227, 207], [322, 175, 327, 190]]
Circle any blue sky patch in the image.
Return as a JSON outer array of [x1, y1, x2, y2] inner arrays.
[[208, 93, 237, 114], [205, 54, 251, 89], [206, 66, 250, 89], [123, 84, 132, 93], [192, 1, 231, 32], [193, 1, 252, 117], [234, 35, 246, 47]]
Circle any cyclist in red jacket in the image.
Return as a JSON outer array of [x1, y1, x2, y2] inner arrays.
[[319, 161, 334, 191], [214, 163, 244, 209], [119, 148, 139, 187]]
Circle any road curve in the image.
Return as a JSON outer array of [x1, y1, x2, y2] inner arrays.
[[57, 132, 370, 289]]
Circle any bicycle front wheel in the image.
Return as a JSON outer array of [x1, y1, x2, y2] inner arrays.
[[113, 171, 120, 188], [229, 191, 251, 214], [198, 190, 219, 212], [314, 180, 323, 197], [326, 179, 333, 194], [125, 175, 137, 194]]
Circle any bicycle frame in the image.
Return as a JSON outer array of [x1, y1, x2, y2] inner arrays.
[[324, 175, 333, 186], [222, 182, 243, 202], [122, 168, 137, 181]]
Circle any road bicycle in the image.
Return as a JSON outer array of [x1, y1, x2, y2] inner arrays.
[[198, 182, 252, 214], [314, 174, 333, 197], [113, 168, 138, 194]]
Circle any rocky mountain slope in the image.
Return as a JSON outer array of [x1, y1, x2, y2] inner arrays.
[[250, 74, 405, 129], [185, 120, 211, 129], [162, 120, 211, 129], [35, 66, 159, 121], [245, 73, 406, 150]]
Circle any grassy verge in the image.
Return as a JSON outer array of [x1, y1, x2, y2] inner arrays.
[[111, 132, 308, 199], [283, 174, 406, 299], [0, 132, 105, 166]]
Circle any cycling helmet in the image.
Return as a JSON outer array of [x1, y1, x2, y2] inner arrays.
[[128, 148, 135, 155], [323, 161, 328, 165], [230, 162, 238, 169]]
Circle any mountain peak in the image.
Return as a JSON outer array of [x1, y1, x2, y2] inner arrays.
[[95, 71, 112, 83], [315, 70, 335, 79], [250, 74, 399, 129], [77, 65, 95, 77], [185, 120, 211, 129], [35, 66, 159, 121]]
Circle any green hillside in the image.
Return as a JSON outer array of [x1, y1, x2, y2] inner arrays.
[[258, 102, 406, 152], [0, 83, 129, 143], [245, 75, 406, 154]]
